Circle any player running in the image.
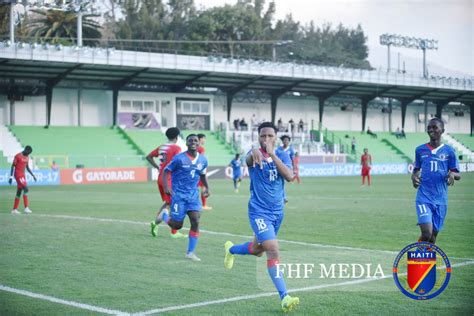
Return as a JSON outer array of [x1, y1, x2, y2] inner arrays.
[[148, 127, 186, 238], [161, 134, 210, 261], [412, 118, 460, 244], [223, 122, 300, 312], [361, 148, 372, 186], [229, 153, 243, 193], [197, 133, 212, 210], [9, 146, 36, 214]]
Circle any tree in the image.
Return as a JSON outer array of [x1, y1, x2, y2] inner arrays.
[[26, 9, 101, 46]]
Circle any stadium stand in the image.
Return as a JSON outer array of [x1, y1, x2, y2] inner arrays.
[[451, 134, 474, 152], [8, 126, 145, 168], [124, 129, 234, 166], [326, 130, 407, 163], [0, 150, 10, 168], [380, 133, 430, 162]]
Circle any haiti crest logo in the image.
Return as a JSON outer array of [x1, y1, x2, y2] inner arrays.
[[393, 242, 451, 300]]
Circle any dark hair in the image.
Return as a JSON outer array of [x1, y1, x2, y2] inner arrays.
[[429, 117, 444, 129], [197, 133, 206, 139], [280, 135, 291, 141], [165, 127, 180, 140], [258, 122, 277, 134], [235, 153, 240, 159], [186, 133, 199, 141], [24, 145, 33, 153]]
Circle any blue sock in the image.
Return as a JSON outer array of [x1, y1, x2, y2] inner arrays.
[[233, 180, 237, 189], [187, 231, 199, 254], [230, 242, 253, 255], [267, 259, 288, 300], [161, 211, 169, 223]]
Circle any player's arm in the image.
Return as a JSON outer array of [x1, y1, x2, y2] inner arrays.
[[411, 168, 421, 188], [26, 165, 37, 182], [246, 147, 263, 168], [146, 151, 160, 170], [447, 150, 461, 185], [199, 174, 210, 197], [162, 168, 173, 195], [447, 170, 461, 186], [369, 155, 372, 166], [266, 142, 293, 182]]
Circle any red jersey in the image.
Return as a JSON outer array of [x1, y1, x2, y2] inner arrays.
[[197, 146, 205, 154], [148, 143, 181, 172], [13, 153, 29, 177], [361, 154, 372, 168], [293, 156, 299, 171]]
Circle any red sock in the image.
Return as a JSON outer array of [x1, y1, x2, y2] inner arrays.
[[171, 229, 178, 234], [23, 195, 29, 207], [13, 197, 20, 209], [201, 194, 206, 206]]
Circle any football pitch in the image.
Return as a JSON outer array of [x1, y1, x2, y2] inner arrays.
[[1, 174, 473, 315]]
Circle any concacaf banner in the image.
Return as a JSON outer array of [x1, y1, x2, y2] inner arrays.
[[60, 167, 148, 185], [299, 163, 408, 177], [0, 169, 60, 186]]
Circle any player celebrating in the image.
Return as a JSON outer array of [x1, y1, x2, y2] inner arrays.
[[161, 134, 210, 261], [361, 148, 372, 186], [228, 153, 242, 193], [9, 146, 36, 214], [223, 122, 300, 312], [197, 133, 212, 210], [412, 118, 460, 244], [148, 127, 186, 239]]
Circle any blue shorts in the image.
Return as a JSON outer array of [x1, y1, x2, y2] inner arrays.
[[416, 202, 447, 232], [249, 209, 284, 243], [170, 195, 201, 222], [233, 173, 242, 181]]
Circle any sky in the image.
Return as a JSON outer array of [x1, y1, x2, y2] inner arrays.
[[194, 0, 473, 77]]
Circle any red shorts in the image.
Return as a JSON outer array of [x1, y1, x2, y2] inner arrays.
[[198, 179, 204, 187], [158, 173, 172, 204], [361, 167, 371, 176], [15, 175, 27, 189]]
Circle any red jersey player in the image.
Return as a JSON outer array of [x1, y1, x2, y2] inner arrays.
[[9, 146, 36, 214], [147, 127, 186, 238], [292, 151, 301, 184], [197, 133, 212, 210], [361, 148, 372, 186]]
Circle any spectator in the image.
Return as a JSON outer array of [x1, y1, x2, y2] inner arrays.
[[277, 118, 284, 132], [50, 160, 59, 171], [298, 119, 304, 133], [394, 127, 402, 139], [351, 137, 357, 154], [367, 127, 378, 139], [288, 118, 295, 134], [239, 118, 248, 131], [401, 128, 406, 139], [233, 118, 240, 130]]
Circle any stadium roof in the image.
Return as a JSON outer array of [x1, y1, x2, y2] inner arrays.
[[0, 45, 473, 130]]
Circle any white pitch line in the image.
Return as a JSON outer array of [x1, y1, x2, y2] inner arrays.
[[0, 285, 129, 315], [31, 214, 474, 260], [134, 261, 474, 315]]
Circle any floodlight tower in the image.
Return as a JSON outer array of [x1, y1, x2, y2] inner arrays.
[[379, 34, 438, 78]]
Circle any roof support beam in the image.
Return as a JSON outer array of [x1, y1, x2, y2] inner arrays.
[[270, 80, 307, 124], [313, 84, 354, 129], [170, 72, 209, 92], [361, 98, 370, 132], [45, 64, 81, 127], [470, 103, 474, 136]]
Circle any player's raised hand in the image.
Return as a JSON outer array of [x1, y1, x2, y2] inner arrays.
[[202, 188, 210, 198], [251, 148, 263, 169], [447, 171, 456, 186], [265, 140, 275, 155], [411, 172, 421, 188]]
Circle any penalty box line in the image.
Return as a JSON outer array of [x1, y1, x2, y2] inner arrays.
[[32, 214, 474, 261], [133, 261, 474, 315]]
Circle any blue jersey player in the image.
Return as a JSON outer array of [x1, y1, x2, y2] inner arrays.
[[229, 153, 243, 193], [223, 122, 300, 312], [276, 135, 296, 203], [411, 118, 461, 244], [161, 134, 210, 261]]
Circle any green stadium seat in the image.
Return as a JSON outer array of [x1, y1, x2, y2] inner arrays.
[[451, 134, 474, 152]]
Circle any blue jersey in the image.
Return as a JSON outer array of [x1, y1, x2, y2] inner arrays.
[[248, 149, 292, 213], [230, 159, 242, 177], [414, 143, 459, 205], [276, 145, 296, 162], [165, 152, 208, 198]]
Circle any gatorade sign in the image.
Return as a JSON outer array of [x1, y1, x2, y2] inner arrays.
[[61, 167, 148, 184]]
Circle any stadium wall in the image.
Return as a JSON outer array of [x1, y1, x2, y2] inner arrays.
[[0, 90, 470, 133]]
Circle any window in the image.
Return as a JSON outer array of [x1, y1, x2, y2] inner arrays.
[[132, 100, 143, 111], [177, 99, 210, 115], [120, 100, 131, 110], [144, 101, 155, 112]]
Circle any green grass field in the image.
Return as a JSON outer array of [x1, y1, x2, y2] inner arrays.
[[1, 174, 473, 315]]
